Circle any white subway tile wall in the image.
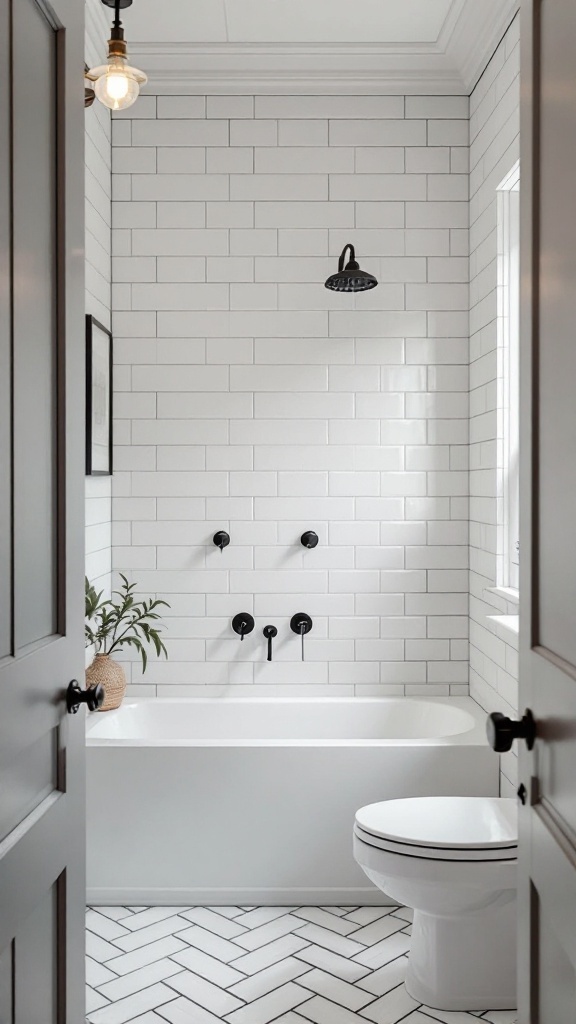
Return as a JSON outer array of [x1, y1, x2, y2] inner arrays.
[[85, 1, 112, 598], [111, 92, 471, 699], [469, 15, 520, 796]]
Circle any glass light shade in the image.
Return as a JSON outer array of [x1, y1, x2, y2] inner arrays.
[[89, 58, 147, 111]]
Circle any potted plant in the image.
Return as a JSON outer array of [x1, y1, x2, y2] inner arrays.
[[85, 574, 170, 711]]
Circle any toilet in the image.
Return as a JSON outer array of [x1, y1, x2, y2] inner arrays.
[[353, 796, 517, 1012]]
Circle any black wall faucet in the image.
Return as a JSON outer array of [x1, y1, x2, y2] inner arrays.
[[290, 613, 313, 661], [232, 613, 255, 641], [263, 625, 278, 661]]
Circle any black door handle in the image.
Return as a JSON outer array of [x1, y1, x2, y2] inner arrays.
[[66, 679, 104, 714], [486, 709, 536, 752]]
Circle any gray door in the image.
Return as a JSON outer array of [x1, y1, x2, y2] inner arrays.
[[518, 1, 576, 1020], [0, 0, 86, 1019]]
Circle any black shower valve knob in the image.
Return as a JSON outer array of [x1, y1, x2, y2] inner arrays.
[[301, 531, 319, 549], [232, 613, 255, 640], [213, 530, 230, 552]]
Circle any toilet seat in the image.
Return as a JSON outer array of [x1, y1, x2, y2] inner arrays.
[[355, 796, 517, 863]]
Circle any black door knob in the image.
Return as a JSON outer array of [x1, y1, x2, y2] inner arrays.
[[66, 679, 104, 714], [486, 709, 536, 752]]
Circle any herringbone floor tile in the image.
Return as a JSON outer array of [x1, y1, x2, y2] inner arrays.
[[86, 906, 516, 1024]]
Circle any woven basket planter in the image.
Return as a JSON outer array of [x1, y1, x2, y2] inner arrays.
[[86, 654, 127, 712]]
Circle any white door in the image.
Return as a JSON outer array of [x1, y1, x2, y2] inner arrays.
[[517, 0, 576, 1019]]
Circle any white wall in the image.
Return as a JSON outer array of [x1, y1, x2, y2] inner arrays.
[[85, 0, 112, 597], [469, 15, 520, 796], [110, 92, 471, 698]]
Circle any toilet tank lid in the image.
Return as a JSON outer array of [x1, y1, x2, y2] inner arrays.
[[355, 796, 518, 850]]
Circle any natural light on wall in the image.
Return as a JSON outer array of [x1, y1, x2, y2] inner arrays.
[[496, 161, 520, 595]]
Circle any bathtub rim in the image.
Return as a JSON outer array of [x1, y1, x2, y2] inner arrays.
[[85, 695, 489, 748]]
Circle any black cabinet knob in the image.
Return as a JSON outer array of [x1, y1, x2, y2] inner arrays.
[[66, 679, 104, 714], [486, 709, 536, 752], [232, 613, 255, 641]]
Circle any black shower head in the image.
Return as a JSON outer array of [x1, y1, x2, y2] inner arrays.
[[325, 243, 378, 293]]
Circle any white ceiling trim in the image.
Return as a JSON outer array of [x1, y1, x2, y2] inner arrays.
[[132, 42, 465, 96], [443, 0, 520, 91], [124, 0, 520, 96]]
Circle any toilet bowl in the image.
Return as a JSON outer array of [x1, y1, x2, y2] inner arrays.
[[353, 796, 517, 1012]]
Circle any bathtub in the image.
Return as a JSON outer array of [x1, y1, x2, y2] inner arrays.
[[86, 697, 498, 906]]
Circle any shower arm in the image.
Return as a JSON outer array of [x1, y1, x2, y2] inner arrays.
[[338, 244, 356, 272]]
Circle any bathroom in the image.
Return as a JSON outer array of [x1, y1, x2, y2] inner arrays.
[[1, 0, 575, 1021]]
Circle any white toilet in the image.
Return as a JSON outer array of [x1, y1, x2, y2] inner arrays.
[[353, 796, 517, 1012]]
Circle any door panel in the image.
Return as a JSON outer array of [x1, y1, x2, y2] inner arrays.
[[0, 0, 86, 1018], [13, 0, 58, 649], [518, 0, 576, 1019]]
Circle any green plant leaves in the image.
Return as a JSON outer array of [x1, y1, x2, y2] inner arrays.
[[84, 574, 170, 674]]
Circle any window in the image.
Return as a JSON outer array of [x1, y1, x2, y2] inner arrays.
[[497, 162, 520, 593]]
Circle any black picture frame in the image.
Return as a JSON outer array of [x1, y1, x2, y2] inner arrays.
[[86, 314, 113, 476]]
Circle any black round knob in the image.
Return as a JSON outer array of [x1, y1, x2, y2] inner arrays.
[[301, 531, 319, 549], [290, 613, 313, 635], [66, 679, 105, 715], [486, 709, 536, 752], [232, 613, 255, 640], [213, 531, 230, 552]]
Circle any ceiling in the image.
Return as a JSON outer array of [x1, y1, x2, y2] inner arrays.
[[89, 0, 519, 94], [123, 0, 456, 46]]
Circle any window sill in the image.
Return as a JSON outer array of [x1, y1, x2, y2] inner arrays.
[[485, 585, 519, 608], [487, 614, 519, 649]]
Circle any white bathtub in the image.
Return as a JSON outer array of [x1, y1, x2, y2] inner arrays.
[[86, 697, 498, 905]]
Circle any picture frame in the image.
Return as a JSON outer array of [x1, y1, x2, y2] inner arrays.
[[86, 314, 113, 476]]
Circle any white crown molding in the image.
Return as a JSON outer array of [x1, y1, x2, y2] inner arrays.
[[443, 0, 520, 91], [130, 42, 465, 96], [124, 0, 519, 97]]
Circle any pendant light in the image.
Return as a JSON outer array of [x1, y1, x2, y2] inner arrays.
[[86, 0, 147, 112], [325, 244, 378, 293]]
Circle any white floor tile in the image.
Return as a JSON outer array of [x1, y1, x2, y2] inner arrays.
[[97, 960, 185, 1002], [157, 996, 223, 1024], [166, 970, 244, 1016], [171, 945, 246, 987], [291, 908, 360, 936], [294, 944, 371, 983], [225, 981, 312, 1024], [114, 917, 191, 953], [86, 910, 131, 943], [87, 988, 110, 1014], [297, 968, 376, 1011], [294, 924, 366, 958], [86, 957, 118, 988], [231, 935, 311, 976], [234, 907, 297, 930], [229, 956, 311, 1001], [352, 932, 411, 970], [234, 915, 306, 951], [177, 924, 246, 962], [343, 909, 395, 927], [359, 984, 420, 1023], [109, 937, 188, 977], [298, 994, 369, 1024], [86, 905, 510, 1024], [355, 956, 408, 997], [87, 983, 178, 1024], [180, 907, 250, 939], [124, 909, 191, 933]]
